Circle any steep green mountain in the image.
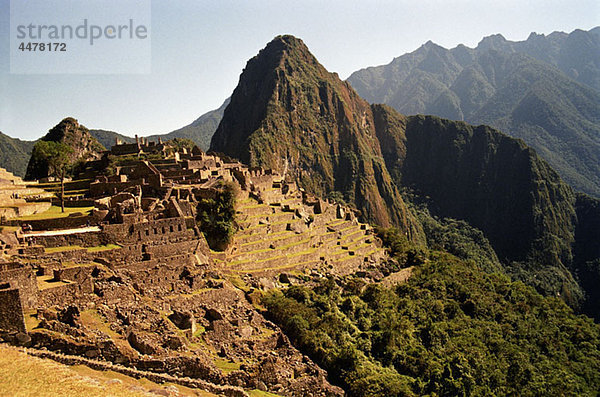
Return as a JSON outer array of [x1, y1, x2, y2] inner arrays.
[[377, 112, 582, 307], [89, 129, 135, 150], [573, 194, 600, 317], [0, 131, 34, 177], [347, 28, 600, 197], [211, 35, 600, 316], [210, 35, 419, 233], [25, 117, 105, 180]]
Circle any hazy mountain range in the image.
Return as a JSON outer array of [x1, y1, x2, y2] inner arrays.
[[348, 27, 600, 196]]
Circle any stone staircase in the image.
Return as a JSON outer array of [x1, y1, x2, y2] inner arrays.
[[217, 197, 387, 277]]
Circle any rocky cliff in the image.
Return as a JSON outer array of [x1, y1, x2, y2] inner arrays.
[[25, 117, 105, 181]]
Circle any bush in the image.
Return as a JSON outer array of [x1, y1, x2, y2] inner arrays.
[[196, 181, 237, 250]]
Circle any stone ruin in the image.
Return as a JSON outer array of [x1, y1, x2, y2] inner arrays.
[[0, 140, 395, 396]]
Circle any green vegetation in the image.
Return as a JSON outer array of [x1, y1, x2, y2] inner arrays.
[[264, 250, 600, 396], [196, 181, 237, 250], [44, 245, 83, 253], [86, 244, 121, 252], [213, 358, 241, 374], [408, 201, 503, 274], [15, 205, 93, 221], [167, 137, 196, 153], [28, 140, 74, 212], [0, 131, 34, 177]]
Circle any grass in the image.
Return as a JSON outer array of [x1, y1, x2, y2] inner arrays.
[[37, 275, 71, 290], [228, 259, 320, 274], [24, 310, 41, 331], [213, 357, 241, 374], [228, 275, 252, 292], [15, 205, 93, 221], [45, 245, 84, 253], [193, 325, 206, 338], [248, 390, 282, 397], [79, 310, 137, 357], [44, 244, 120, 254], [87, 244, 121, 252], [0, 344, 214, 397]]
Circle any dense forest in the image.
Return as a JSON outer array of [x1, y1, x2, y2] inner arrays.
[[264, 231, 600, 396]]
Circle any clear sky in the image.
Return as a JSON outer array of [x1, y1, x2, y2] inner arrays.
[[0, 0, 598, 141]]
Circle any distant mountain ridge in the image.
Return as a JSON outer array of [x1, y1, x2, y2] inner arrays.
[[0, 132, 35, 177], [348, 27, 600, 197], [147, 98, 230, 151], [88, 99, 229, 152], [0, 98, 228, 179]]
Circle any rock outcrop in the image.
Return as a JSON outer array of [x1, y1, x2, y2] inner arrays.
[[25, 117, 105, 181]]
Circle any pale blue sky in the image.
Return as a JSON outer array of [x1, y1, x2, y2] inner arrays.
[[1, 0, 598, 141]]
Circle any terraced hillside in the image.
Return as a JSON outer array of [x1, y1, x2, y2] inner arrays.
[[221, 196, 387, 278]]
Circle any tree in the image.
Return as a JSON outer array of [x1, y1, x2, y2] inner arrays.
[[169, 138, 197, 152], [30, 141, 74, 212], [196, 181, 237, 250]]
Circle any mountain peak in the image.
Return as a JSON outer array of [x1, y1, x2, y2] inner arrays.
[[210, 36, 419, 231], [253, 34, 322, 76], [25, 117, 105, 180], [477, 33, 508, 50], [526, 31, 545, 41], [270, 34, 306, 49]]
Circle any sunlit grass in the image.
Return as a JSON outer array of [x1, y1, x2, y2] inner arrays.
[[15, 206, 93, 221], [86, 244, 121, 252]]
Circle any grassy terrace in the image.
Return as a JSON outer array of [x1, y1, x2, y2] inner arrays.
[[44, 244, 121, 254], [87, 244, 121, 252], [14, 205, 93, 221], [230, 259, 320, 274], [227, 247, 318, 267]]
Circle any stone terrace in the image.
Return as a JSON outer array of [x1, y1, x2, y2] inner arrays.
[[218, 193, 387, 278]]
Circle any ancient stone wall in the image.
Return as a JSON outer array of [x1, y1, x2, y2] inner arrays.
[[8, 215, 92, 231], [90, 181, 141, 197], [54, 264, 96, 293], [0, 289, 26, 332], [35, 231, 107, 248], [37, 282, 80, 308], [0, 266, 38, 308]]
